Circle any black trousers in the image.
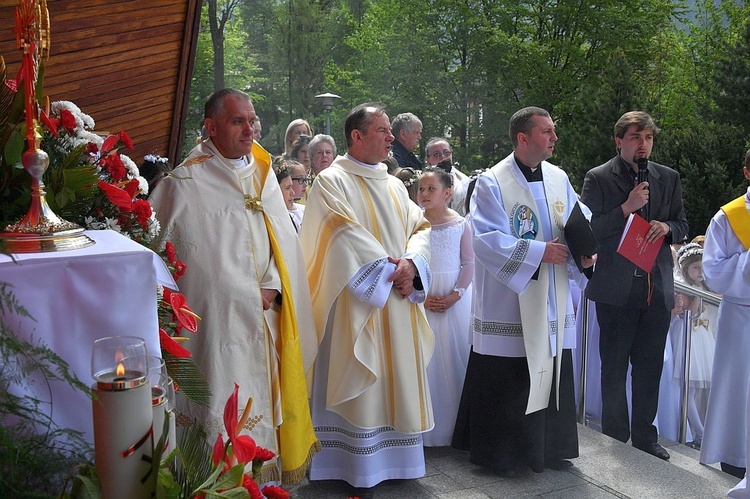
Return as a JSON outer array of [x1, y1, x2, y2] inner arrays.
[[452, 349, 578, 472], [596, 275, 671, 447]]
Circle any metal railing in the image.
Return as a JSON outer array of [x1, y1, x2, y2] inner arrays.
[[576, 281, 722, 445]]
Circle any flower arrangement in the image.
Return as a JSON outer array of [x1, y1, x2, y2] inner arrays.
[[153, 384, 289, 499]]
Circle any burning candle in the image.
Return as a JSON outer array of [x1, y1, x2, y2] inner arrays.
[[91, 337, 154, 499]]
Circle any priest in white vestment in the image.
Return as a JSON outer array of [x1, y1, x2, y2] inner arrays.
[[700, 158, 750, 480], [452, 107, 594, 475], [149, 89, 319, 484], [299, 103, 434, 494]]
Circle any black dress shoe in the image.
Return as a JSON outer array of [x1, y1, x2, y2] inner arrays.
[[545, 458, 574, 470], [635, 442, 670, 460]]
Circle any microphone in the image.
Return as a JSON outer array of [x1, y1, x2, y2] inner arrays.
[[636, 157, 649, 220], [637, 158, 649, 185]]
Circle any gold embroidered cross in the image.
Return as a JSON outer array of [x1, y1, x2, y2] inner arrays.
[[245, 194, 263, 212], [538, 367, 548, 385]]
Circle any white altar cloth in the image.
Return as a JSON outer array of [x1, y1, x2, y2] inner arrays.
[[0, 230, 175, 443]]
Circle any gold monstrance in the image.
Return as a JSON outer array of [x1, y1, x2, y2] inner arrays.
[[0, 0, 93, 252]]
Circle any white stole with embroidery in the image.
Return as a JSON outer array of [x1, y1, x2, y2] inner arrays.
[[492, 161, 570, 414]]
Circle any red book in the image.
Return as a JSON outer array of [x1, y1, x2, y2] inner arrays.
[[617, 213, 664, 273]]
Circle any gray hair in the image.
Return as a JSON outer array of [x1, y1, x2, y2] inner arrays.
[[308, 134, 337, 158], [391, 112, 422, 139], [204, 88, 250, 120]]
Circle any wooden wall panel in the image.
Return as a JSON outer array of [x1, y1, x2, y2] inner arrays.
[[0, 0, 202, 167]]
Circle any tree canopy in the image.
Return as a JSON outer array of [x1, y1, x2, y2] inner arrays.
[[189, 0, 750, 237]]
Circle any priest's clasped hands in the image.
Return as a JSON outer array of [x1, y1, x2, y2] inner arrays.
[[543, 237, 597, 269], [387, 256, 417, 298]]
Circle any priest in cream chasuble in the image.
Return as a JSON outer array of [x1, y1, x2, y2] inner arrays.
[[452, 107, 594, 475], [149, 89, 318, 484], [299, 104, 434, 489]]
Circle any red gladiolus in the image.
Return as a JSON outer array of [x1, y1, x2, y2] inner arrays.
[[165, 241, 176, 264], [261, 485, 290, 499], [60, 109, 77, 134], [243, 475, 264, 499], [159, 329, 191, 358], [162, 288, 198, 333], [119, 130, 134, 150]]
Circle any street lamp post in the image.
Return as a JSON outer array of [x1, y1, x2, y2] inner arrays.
[[315, 93, 341, 136]]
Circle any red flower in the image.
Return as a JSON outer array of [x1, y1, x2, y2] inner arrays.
[[261, 485, 290, 499], [253, 446, 275, 463], [123, 178, 140, 198], [40, 110, 60, 137], [173, 260, 187, 281], [243, 475, 263, 499], [132, 199, 152, 227], [211, 433, 225, 466], [119, 130, 134, 150], [162, 288, 198, 333], [102, 154, 127, 182], [98, 180, 134, 212], [60, 109, 77, 134], [222, 384, 257, 464], [86, 142, 99, 155], [165, 242, 176, 264], [101, 134, 119, 154], [159, 329, 191, 359]]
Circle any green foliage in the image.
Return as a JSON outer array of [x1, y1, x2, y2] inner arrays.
[[184, 0, 750, 234], [163, 352, 211, 408], [0, 282, 93, 497]]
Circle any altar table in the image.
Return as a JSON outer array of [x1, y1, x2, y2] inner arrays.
[[0, 230, 175, 443]]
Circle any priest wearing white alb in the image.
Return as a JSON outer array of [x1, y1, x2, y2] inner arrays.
[[149, 89, 319, 484], [299, 103, 433, 497], [700, 153, 750, 481], [452, 106, 595, 475]]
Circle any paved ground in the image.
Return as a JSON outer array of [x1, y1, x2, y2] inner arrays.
[[286, 424, 740, 498]]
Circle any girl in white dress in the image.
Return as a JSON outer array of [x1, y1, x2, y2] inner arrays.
[[418, 167, 474, 446], [672, 242, 716, 448]]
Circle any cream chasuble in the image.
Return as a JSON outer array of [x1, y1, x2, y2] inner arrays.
[[299, 155, 434, 434], [149, 140, 318, 483]]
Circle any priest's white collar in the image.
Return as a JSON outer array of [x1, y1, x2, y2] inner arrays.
[[346, 153, 379, 169]]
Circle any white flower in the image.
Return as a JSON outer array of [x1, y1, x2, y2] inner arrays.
[[137, 176, 149, 196], [121, 154, 139, 178], [157, 284, 164, 301], [104, 218, 122, 232]]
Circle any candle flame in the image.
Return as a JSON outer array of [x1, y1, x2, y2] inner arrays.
[[116, 362, 125, 376]]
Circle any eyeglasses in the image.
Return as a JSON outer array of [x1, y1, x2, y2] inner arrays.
[[291, 176, 311, 185], [429, 149, 453, 159]]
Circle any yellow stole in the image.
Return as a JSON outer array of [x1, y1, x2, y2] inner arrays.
[[255, 144, 320, 483], [721, 195, 750, 251], [493, 161, 570, 414]]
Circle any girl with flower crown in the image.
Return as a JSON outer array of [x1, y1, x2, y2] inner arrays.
[[670, 242, 717, 449]]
